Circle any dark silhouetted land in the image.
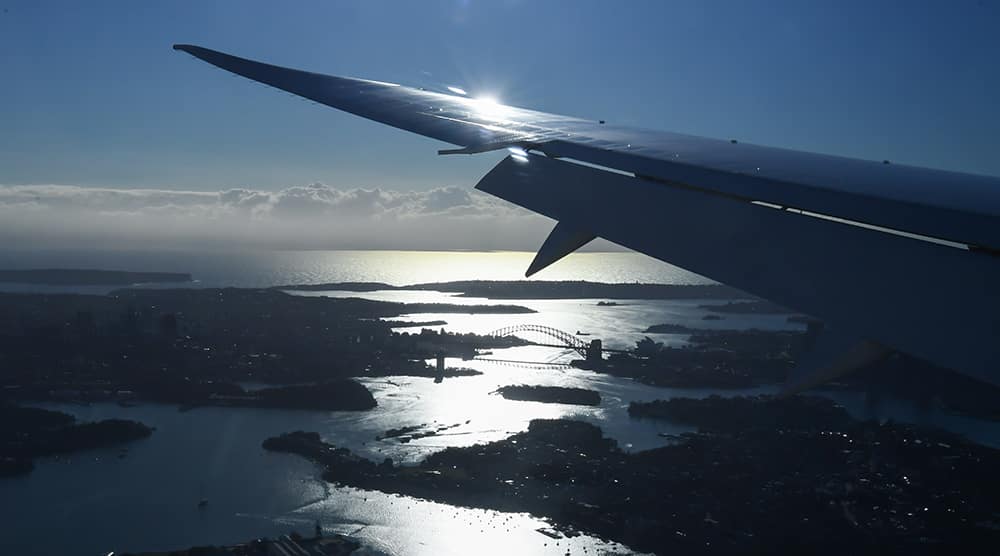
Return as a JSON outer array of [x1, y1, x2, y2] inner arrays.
[[381, 319, 448, 328], [496, 385, 601, 406], [186, 380, 377, 411], [0, 269, 192, 285], [600, 331, 807, 388], [263, 397, 1000, 555], [0, 288, 527, 409], [122, 532, 360, 556], [628, 394, 854, 431], [643, 323, 700, 334], [376, 422, 464, 443], [0, 404, 152, 476]]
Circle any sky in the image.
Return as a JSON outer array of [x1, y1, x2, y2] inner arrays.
[[1, 0, 998, 251]]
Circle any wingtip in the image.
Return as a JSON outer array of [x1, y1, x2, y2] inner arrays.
[[172, 44, 213, 57]]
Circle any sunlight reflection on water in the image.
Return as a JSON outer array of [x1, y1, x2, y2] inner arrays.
[[0, 249, 713, 291], [291, 290, 802, 350]]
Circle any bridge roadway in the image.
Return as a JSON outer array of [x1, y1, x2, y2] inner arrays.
[[514, 342, 629, 354]]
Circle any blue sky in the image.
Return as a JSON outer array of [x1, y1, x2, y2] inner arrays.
[[2, 0, 999, 191], [0, 1, 998, 251]]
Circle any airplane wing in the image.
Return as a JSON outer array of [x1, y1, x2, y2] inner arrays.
[[173, 44, 1000, 388]]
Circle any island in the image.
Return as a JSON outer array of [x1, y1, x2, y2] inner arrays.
[[0, 268, 192, 285], [263, 398, 1000, 555], [495, 385, 601, 406], [643, 323, 699, 334], [0, 404, 153, 476], [376, 422, 464, 443]]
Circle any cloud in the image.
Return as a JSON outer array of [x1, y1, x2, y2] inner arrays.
[[0, 182, 601, 251]]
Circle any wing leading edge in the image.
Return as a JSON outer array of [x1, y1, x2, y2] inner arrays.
[[173, 44, 1000, 386]]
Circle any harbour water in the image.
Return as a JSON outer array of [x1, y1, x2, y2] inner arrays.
[[0, 353, 709, 556], [1, 249, 997, 555]]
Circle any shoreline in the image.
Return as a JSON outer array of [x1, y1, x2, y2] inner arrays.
[[262, 396, 1000, 555]]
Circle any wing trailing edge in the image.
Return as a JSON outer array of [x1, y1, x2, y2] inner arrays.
[[476, 153, 1000, 386]]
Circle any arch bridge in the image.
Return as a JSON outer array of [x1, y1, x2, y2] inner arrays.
[[488, 324, 602, 360]]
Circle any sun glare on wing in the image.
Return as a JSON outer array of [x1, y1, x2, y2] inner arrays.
[[507, 146, 529, 162], [466, 95, 513, 123]]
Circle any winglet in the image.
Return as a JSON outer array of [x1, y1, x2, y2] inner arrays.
[[526, 221, 596, 277]]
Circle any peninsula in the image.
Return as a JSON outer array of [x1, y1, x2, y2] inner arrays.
[[263, 397, 1000, 555], [0, 404, 153, 477]]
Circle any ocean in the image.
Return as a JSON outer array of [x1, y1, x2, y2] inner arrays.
[[0, 249, 711, 291]]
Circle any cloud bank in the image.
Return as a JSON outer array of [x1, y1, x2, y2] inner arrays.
[[0, 183, 588, 251]]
